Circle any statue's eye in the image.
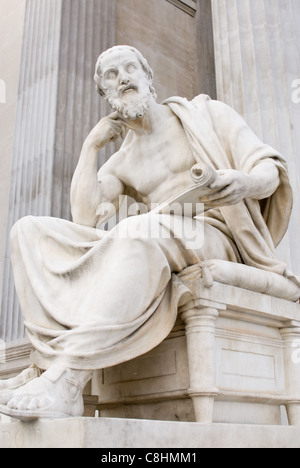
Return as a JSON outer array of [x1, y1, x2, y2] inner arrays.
[[106, 70, 118, 80], [127, 64, 137, 73]]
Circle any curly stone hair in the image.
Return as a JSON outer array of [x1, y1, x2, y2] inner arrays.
[[94, 45, 157, 99]]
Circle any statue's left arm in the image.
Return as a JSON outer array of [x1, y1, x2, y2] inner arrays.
[[199, 162, 280, 208], [198, 99, 283, 208]]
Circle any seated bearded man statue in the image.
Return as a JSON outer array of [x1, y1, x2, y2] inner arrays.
[[0, 45, 299, 421]]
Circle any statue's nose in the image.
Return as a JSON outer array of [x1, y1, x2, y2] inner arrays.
[[119, 70, 130, 85], [120, 76, 130, 85]]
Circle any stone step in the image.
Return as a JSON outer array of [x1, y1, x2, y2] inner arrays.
[[0, 417, 300, 448]]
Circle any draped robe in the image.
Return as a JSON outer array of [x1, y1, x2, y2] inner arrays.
[[8, 95, 298, 371]]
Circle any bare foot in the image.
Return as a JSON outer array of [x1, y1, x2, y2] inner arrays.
[[0, 366, 40, 405]]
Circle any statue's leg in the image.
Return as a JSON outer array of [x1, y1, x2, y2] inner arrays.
[[1, 213, 238, 420]]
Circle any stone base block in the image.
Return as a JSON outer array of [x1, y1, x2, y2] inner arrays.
[[0, 417, 300, 448]]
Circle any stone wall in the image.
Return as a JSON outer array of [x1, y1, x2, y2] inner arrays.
[[116, 0, 196, 102]]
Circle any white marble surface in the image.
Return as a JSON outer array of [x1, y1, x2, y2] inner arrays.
[[0, 44, 299, 422], [0, 417, 300, 448], [94, 277, 300, 426]]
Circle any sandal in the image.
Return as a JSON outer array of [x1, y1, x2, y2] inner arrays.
[[0, 366, 91, 421], [0, 403, 71, 421]]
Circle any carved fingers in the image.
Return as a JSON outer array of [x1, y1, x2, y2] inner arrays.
[[87, 111, 129, 149], [200, 169, 250, 207]]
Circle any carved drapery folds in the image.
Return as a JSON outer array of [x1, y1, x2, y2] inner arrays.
[[211, 0, 300, 273]]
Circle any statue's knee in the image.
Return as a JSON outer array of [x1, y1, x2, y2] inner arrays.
[[115, 214, 159, 241], [10, 216, 35, 242]]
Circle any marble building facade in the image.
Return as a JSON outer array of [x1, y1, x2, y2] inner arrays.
[[0, 0, 300, 384]]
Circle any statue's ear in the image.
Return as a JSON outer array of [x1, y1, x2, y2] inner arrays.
[[95, 83, 105, 97], [94, 73, 106, 98]]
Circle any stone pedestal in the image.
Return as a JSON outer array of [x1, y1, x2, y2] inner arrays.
[[92, 277, 300, 427], [0, 417, 300, 448], [1, 273, 300, 447]]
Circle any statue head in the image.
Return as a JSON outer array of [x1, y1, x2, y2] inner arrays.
[[94, 45, 157, 120]]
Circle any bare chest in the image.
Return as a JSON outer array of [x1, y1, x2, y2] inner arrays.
[[116, 119, 195, 203]]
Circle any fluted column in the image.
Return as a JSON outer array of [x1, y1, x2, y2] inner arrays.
[[1, 0, 63, 343], [1, 0, 116, 342], [52, 0, 116, 221], [211, 0, 300, 273]]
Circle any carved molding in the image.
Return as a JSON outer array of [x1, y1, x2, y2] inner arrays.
[[166, 0, 198, 16], [0, 340, 31, 380]]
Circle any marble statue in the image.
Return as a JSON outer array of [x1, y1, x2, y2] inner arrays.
[[0, 45, 299, 421]]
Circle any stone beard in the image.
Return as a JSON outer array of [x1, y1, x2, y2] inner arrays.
[[105, 84, 152, 120]]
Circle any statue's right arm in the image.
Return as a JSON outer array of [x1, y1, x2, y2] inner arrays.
[[70, 112, 126, 227]]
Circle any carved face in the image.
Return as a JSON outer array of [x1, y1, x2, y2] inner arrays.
[[96, 48, 154, 120]]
